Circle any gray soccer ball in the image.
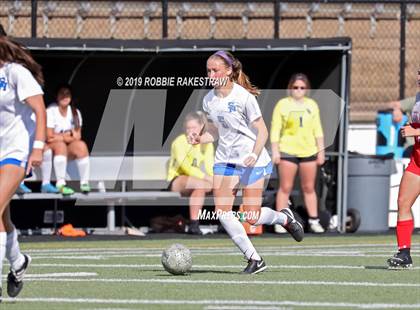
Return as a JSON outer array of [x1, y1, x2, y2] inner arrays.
[[161, 243, 192, 275]]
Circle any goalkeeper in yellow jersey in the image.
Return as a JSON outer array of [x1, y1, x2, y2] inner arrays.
[[167, 111, 214, 234], [270, 73, 325, 233]]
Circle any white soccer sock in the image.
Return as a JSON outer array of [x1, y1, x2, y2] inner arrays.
[[76, 156, 90, 185], [219, 211, 261, 261], [254, 207, 288, 226], [54, 155, 67, 187], [6, 228, 25, 270], [0, 232, 7, 284], [41, 149, 53, 185]]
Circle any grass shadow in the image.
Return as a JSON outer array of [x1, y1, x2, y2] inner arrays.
[[364, 266, 390, 270], [155, 269, 239, 276]]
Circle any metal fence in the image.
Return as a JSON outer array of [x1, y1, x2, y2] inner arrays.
[[1, 0, 419, 122]]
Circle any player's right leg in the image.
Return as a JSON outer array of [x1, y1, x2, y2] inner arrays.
[[213, 173, 265, 274], [3, 206, 31, 298], [67, 140, 90, 193], [388, 169, 420, 269], [40, 147, 59, 193], [0, 163, 27, 300], [49, 141, 74, 195], [275, 159, 298, 212], [299, 160, 324, 233], [171, 175, 212, 234], [245, 174, 304, 242], [273, 159, 304, 240]]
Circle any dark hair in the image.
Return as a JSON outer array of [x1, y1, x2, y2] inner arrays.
[[56, 83, 81, 129], [287, 73, 311, 90], [210, 51, 260, 96], [0, 24, 6, 36], [0, 36, 44, 86]]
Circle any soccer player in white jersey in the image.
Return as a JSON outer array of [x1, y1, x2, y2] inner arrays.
[[387, 69, 420, 269], [45, 84, 91, 195], [0, 35, 47, 298], [188, 51, 304, 274]]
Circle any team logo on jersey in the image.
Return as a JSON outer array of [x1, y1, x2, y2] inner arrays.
[[0, 77, 8, 91], [227, 102, 236, 112]]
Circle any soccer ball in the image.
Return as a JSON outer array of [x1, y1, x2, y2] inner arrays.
[[161, 243, 192, 275]]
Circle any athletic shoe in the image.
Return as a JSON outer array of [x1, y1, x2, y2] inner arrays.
[[308, 218, 325, 233], [56, 185, 75, 196], [80, 183, 91, 194], [241, 258, 267, 274], [7, 254, 31, 298], [16, 183, 32, 194], [274, 224, 287, 234], [387, 250, 413, 269], [188, 221, 203, 235], [280, 208, 304, 242], [41, 183, 59, 193]]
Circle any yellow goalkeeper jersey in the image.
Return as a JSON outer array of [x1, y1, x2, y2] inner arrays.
[[167, 134, 214, 181], [270, 96, 324, 157]]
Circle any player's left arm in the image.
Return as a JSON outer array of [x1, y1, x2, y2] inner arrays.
[[71, 128, 82, 140], [401, 126, 420, 137], [244, 116, 268, 167], [71, 109, 83, 140], [204, 143, 215, 176], [25, 94, 46, 174], [313, 103, 325, 166]]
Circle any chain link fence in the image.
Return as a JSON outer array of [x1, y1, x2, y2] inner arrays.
[[1, 0, 419, 122]]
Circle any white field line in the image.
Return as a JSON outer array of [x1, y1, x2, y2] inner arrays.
[[204, 302, 420, 310], [1, 298, 420, 309], [27, 263, 420, 270], [23, 247, 420, 256], [22, 243, 420, 253], [28, 253, 420, 259], [205, 307, 288, 310], [1, 272, 97, 279], [25, 249, 420, 256], [20, 278, 420, 287]]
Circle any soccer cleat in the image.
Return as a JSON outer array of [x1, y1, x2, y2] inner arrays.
[[308, 218, 325, 233], [387, 250, 413, 269], [41, 183, 59, 193], [80, 183, 91, 194], [16, 183, 32, 194], [188, 222, 203, 235], [7, 254, 31, 298], [241, 258, 267, 274], [280, 208, 304, 242], [274, 224, 287, 234], [56, 185, 75, 196]]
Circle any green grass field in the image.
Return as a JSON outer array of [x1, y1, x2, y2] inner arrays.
[[2, 234, 419, 309]]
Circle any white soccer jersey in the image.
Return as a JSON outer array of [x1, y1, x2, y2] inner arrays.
[[203, 83, 271, 167], [47, 103, 83, 133], [0, 62, 43, 162]]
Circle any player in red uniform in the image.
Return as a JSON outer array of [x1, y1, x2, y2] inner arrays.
[[387, 70, 420, 269]]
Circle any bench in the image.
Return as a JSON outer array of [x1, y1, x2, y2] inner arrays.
[[11, 156, 184, 232], [11, 155, 278, 233]]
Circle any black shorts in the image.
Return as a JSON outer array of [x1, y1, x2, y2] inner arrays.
[[167, 176, 178, 191], [280, 152, 317, 164]]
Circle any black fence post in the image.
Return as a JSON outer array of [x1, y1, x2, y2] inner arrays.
[[162, 0, 168, 39], [399, 1, 406, 100], [31, 0, 37, 38], [274, 0, 280, 39]]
